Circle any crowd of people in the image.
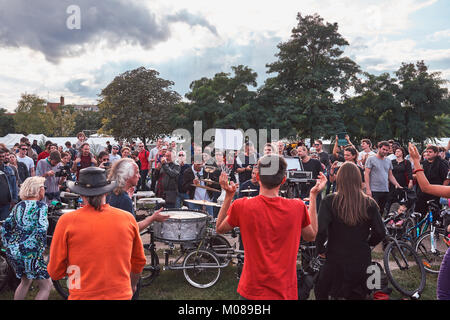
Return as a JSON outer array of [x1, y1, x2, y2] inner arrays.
[[0, 131, 449, 300]]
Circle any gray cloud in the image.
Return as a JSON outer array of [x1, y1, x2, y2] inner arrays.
[[0, 0, 217, 63], [166, 9, 218, 36]]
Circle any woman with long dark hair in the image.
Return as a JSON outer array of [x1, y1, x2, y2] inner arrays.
[[315, 162, 386, 300]]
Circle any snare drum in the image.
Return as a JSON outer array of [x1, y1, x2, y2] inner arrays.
[[152, 209, 209, 243]]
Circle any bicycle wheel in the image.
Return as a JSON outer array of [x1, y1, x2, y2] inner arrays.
[[205, 235, 231, 263], [141, 245, 160, 287], [415, 229, 450, 274], [52, 277, 69, 300], [402, 218, 417, 246], [383, 240, 426, 298], [183, 249, 220, 289]]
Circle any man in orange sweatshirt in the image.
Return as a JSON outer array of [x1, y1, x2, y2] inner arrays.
[[47, 167, 146, 300]]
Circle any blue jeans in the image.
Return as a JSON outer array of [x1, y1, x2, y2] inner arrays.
[[176, 193, 190, 208], [0, 204, 11, 221]]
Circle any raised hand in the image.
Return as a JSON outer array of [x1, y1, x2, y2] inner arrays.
[[219, 172, 237, 196], [310, 172, 327, 195]]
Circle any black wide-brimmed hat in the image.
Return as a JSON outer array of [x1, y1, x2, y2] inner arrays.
[[67, 167, 117, 196]]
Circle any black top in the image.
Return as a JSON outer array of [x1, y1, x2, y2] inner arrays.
[[299, 158, 323, 197], [316, 194, 386, 264], [391, 159, 413, 188], [238, 180, 260, 198]]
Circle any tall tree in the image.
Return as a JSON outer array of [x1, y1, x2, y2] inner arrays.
[[0, 108, 15, 136], [99, 67, 181, 145], [343, 62, 450, 147], [395, 61, 449, 145], [39, 105, 77, 137], [14, 93, 47, 135], [73, 110, 103, 136], [172, 65, 261, 134], [265, 13, 360, 141]]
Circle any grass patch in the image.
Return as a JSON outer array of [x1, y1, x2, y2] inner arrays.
[[0, 251, 439, 301]]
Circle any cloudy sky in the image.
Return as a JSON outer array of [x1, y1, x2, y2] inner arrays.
[[0, 0, 449, 112]]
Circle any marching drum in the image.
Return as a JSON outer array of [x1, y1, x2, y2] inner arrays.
[[152, 209, 209, 243]]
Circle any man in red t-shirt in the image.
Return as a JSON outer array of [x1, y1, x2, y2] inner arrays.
[[38, 142, 57, 163], [216, 155, 327, 300], [137, 143, 150, 191]]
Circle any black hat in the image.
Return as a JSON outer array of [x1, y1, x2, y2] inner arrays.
[[67, 167, 117, 196]]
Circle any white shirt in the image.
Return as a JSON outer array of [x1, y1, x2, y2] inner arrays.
[[109, 153, 121, 164], [17, 155, 34, 172], [192, 166, 211, 201]]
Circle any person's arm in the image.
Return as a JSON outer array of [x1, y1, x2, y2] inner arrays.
[[138, 208, 170, 231], [328, 161, 338, 183], [315, 195, 332, 257], [129, 219, 146, 296], [388, 170, 402, 189], [30, 166, 35, 177], [406, 160, 414, 189], [367, 203, 387, 247], [161, 163, 180, 178], [301, 172, 327, 242], [345, 135, 355, 148], [408, 143, 450, 198], [216, 172, 237, 234], [364, 167, 372, 196], [333, 136, 339, 159]]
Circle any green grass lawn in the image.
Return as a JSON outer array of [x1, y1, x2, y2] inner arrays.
[[0, 263, 438, 300]]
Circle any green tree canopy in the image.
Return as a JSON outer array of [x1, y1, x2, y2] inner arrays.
[[172, 65, 261, 135], [99, 67, 181, 145], [0, 108, 15, 136], [343, 61, 449, 147], [14, 93, 47, 135], [263, 13, 360, 141]]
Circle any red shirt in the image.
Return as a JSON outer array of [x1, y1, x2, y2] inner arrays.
[[227, 195, 310, 300], [37, 151, 49, 162], [138, 150, 149, 171]]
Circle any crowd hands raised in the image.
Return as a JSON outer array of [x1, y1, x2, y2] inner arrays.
[[0, 131, 449, 300]]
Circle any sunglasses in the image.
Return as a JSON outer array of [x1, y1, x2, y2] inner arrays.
[[21, 148, 28, 150]]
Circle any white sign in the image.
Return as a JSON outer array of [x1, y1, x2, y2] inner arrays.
[[214, 129, 243, 150]]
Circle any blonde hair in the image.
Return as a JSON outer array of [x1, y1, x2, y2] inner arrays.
[[19, 176, 46, 200]]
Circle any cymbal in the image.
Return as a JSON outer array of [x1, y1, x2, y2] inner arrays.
[[185, 199, 221, 207], [200, 178, 218, 184], [191, 184, 221, 193], [240, 189, 258, 193]]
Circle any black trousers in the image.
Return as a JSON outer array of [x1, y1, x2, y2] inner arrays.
[[139, 169, 149, 191], [371, 192, 389, 216]]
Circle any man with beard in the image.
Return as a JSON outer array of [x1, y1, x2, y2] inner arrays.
[[364, 141, 402, 216]]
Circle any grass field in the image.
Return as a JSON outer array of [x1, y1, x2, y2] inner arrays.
[[0, 262, 439, 300]]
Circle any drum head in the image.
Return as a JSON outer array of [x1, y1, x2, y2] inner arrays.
[[160, 210, 207, 220]]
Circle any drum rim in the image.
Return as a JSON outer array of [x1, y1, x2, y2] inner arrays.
[[156, 208, 209, 222]]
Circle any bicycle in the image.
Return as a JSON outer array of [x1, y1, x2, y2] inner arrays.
[[414, 201, 450, 274], [382, 233, 426, 299]]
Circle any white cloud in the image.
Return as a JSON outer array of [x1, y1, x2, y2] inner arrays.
[[0, 0, 447, 113], [428, 29, 450, 41]]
